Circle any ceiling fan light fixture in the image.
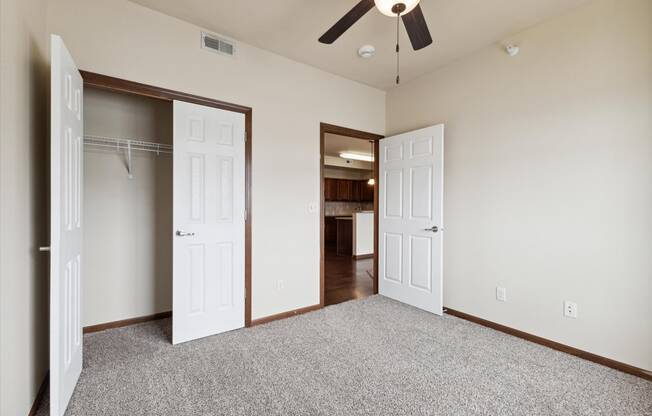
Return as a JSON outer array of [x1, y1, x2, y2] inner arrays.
[[374, 0, 420, 17]]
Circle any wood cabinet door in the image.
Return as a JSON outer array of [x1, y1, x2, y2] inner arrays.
[[324, 217, 337, 245], [351, 180, 362, 202], [336, 219, 353, 256], [362, 181, 374, 202], [324, 178, 338, 201], [336, 179, 352, 201]]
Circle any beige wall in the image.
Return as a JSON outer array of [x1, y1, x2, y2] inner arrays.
[[2, 4, 647, 415], [83, 88, 172, 326], [0, 0, 50, 414], [387, 0, 652, 370], [47, 0, 386, 320]]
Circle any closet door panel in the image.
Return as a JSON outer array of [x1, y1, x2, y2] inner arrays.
[[216, 156, 234, 222], [50, 34, 84, 416], [173, 101, 245, 344]]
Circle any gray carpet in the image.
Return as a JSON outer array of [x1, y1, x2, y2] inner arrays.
[[37, 296, 651, 415]]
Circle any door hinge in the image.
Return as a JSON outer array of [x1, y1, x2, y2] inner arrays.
[[243, 130, 247, 143], [244, 209, 248, 221]]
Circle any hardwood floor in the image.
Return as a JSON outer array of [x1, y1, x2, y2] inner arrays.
[[324, 245, 374, 306]]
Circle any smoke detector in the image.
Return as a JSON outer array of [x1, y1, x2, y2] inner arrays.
[[505, 44, 520, 57], [358, 45, 375, 58]]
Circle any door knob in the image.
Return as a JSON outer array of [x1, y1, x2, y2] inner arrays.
[[176, 230, 195, 237], [424, 226, 439, 233]]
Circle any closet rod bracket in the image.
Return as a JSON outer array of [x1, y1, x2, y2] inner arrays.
[[126, 140, 133, 180]]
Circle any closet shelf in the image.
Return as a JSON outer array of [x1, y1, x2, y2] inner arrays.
[[84, 135, 172, 179], [84, 135, 173, 155]]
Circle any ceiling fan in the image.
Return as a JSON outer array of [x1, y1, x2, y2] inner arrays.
[[319, 0, 433, 85]]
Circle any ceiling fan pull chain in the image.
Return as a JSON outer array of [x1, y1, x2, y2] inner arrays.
[[396, 11, 401, 85]]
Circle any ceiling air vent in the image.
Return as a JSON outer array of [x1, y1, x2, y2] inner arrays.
[[201, 32, 236, 57]]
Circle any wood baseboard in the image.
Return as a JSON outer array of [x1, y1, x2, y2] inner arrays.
[[83, 304, 322, 334], [83, 311, 172, 334], [444, 307, 652, 381], [28, 373, 48, 416], [251, 304, 322, 326]]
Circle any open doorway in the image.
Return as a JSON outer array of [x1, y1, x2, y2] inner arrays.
[[320, 123, 383, 306]]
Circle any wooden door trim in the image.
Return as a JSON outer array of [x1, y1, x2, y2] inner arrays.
[[320, 123, 384, 307], [80, 71, 253, 328]]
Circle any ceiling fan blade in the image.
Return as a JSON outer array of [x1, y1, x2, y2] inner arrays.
[[319, 0, 375, 44], [401, 4, 433, 50]]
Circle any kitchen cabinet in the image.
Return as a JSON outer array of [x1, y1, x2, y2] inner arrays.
[[361, 181, 374, 202], [324, 178, 338, 201], [336, 217, 353, 256], [336, 179, 352, 201], [324, 178, 374, 202], [324, 216, 337, 246], [351, 181, 362, 202]]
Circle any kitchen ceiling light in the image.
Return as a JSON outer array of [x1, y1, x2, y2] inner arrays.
[[340, 152, 374, 162], [374, 0, 420, 17]]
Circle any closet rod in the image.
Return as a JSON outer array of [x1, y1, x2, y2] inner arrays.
[[84, 135, 172, 179], [84, 135, 173, 155]]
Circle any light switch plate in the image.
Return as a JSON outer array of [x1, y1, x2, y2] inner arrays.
[[496, 287, 507, 302], [308, 202, 318, 214]]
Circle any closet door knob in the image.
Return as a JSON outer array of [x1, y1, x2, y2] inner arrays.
[[176, 230, 195, 237]]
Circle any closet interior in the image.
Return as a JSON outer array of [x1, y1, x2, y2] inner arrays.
[[83, 86, 173, 329]]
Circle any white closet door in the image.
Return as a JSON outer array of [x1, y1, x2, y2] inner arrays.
[[172, 101, 245, 344], [379, 125, 444, 314], [50, 34, 84, 416]]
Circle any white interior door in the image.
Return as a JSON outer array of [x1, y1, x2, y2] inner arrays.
[[50, 34, 84, 416], [173, 100, 245, 344], [379, 125, 444, 314]]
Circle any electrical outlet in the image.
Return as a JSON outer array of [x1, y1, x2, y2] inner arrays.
[[564, 301, 578, 318], [496, 287, 507, 302]]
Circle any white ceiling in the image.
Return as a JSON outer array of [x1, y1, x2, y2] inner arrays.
[[324, 133, 374, 158], [129, 0, 592, 89]]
